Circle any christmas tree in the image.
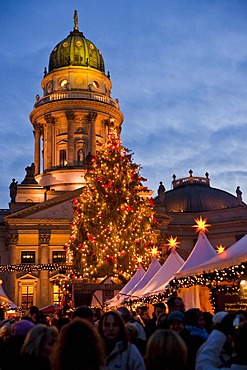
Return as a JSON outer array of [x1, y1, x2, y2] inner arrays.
[[65, 129, 157, 282]]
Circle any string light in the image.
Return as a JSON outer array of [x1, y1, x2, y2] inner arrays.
[[0, 263, 70, 273]]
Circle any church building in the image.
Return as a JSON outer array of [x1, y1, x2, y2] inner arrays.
[[0, 12, 246, 309]]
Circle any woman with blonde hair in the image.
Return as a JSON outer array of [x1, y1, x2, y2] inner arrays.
[[20, 324, 58, 370], [50, 317, 105, 370], [145, 329, 187, 370]]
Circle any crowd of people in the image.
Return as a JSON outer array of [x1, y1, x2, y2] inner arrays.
[[0, 297, 247, 370]]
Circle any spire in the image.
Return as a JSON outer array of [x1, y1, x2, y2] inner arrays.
[[73, 10, 79, 31]]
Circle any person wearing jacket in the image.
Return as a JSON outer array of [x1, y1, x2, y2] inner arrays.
[[98, 310, 145, 370], [196, 313, 247, 370]]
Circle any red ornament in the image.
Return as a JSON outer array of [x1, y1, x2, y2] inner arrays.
[[87, 234, 95, 242]]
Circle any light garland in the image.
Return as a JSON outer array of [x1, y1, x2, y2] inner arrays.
[[0, 263, 71, 273]]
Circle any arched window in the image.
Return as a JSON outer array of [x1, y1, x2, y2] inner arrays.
[[60, 149, 67, 166]]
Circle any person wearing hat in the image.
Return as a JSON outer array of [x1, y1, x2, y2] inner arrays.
[[167, 311, 185, 334], [0, 318, 35, 370], [167, 310, 206, 370]]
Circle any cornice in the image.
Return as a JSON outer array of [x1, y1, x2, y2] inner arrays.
[[30, 99, 124, 123], [6, 218, 72, 226]]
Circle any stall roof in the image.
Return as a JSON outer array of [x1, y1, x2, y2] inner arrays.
[[175, 234, 247, 278], [134, 249, 184, 298]]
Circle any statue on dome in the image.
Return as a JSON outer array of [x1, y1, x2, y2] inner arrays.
[[74, 10, 79, 31], [236, 186, 244, 205], [9, 178, 18, 203], [158, 181, 165, 203]]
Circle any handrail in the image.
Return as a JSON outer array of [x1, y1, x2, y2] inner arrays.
[[172, 176, 210, 189], [34, 90, 119, 109]]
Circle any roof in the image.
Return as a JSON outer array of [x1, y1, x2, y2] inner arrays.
[[48, 14, 105, 73], [175, 234, 247, 277], [127, 257, 161, 299], [135, 249, 184, 298], [105, 264, 145, 307], [175, 231, 217, 276], [155, 173, 245, 212]]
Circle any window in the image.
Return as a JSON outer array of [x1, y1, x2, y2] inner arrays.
[[22, 285, 33, 310], [103, 290, 114, 301], [52, 251, 66, 263], [53, 284, 63, 305], [21, 251, 35, 264], [60, 149, 67, 166]]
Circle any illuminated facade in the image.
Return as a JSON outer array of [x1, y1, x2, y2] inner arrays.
[[0, 13, 247, 310], [0, 12, 124, 308]]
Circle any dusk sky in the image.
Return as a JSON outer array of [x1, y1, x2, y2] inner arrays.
[[1, 1, 247, 208]]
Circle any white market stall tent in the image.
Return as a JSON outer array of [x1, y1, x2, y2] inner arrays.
[[0, 282, 17, 309], [127, 257, 161, 300], [133, 248, 184, 298], [170, 231, 217, 313], [105, 264, 145, 307], [173, 234, 247, 313], [175, 234, 247, 278], [106, 231, 220, 310], [176, 231, 217, 274]]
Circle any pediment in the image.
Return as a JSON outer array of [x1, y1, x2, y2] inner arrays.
[[17, 273, 38, 280], [25, 199, 74, 219], [5, 188, 82, 221]]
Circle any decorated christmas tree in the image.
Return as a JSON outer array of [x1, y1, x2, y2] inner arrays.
[[65, 128, 157, 282]]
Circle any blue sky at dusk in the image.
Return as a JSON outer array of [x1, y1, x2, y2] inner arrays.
[[0, 1, 247, 208]]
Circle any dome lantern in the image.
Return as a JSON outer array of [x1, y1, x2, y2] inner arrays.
[[48, 10, 105, 73]]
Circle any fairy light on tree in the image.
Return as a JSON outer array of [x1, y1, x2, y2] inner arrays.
[[65, 128, 156, 282]]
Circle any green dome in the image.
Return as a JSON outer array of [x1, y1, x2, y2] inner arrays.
[[48, 28, 105, 73]]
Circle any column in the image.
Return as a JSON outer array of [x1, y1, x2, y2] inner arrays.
[[38, 233, 50, 308], [33, 122, 41, 175], [66, 110, 75, 166], [44, 114, 55, 170], [88, 111, 97, 156], [7, 233, 18, 303]]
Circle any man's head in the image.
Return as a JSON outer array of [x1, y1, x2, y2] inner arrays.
[[117, 306, 131, 323], [71, 306, 94, 324], [167, 311, 185, 334], [153, 302, 166, 318], [136, 305, 148, 316], [167, 296, 185, 314], [26, 305, 40, 323]]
